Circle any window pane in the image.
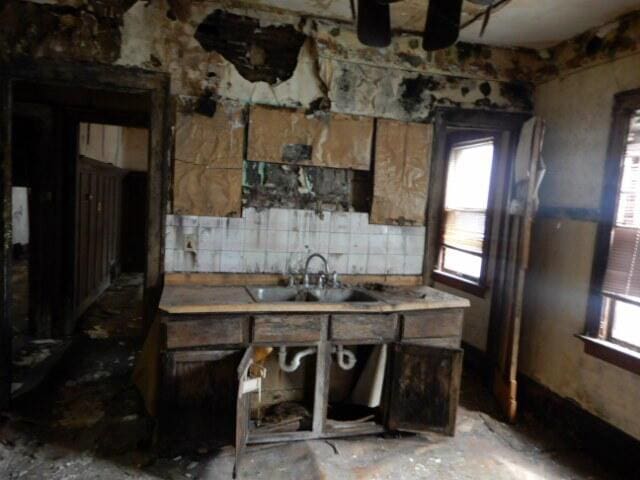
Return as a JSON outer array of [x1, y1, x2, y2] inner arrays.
[[611, 299, 640, 348], [445, 141, 494, 211], [442, 247, 482, 280]]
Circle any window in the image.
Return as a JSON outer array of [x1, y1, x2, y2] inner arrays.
[[598, 109, 640, 350], [434, 138, 494, 294]]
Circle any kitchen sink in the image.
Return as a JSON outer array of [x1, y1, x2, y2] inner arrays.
[[247, 286, 318, 303], [307, 288, 380, 303], [247, 286, 380, 303]]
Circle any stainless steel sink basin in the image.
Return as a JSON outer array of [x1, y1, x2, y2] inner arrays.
[[247, 286, 380, 303], [247, 286, 318, 302], [307, 288, 380, 303]]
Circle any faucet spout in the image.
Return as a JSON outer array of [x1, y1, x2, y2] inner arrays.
[[303, 253, 329, 288]]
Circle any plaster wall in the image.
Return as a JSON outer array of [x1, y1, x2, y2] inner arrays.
[[521, 52, 640, 440]]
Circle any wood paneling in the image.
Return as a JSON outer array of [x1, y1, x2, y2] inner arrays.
[[164, 315, 247, 349], [371, 120, 433, 226], [402, 309, 463, 339], [253, 314, 324, 343], [75, 156, 124, 316], [331, 313, 398, 341]]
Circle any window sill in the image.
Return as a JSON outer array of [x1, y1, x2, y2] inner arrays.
[[432, 270, 487, 298], [577, 335, 640, 375]]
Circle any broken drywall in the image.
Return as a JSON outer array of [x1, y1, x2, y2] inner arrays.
[[242, 161, 369, 213], [247, 105, 374, 170]]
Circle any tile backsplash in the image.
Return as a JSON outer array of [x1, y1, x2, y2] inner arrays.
[[165, 208, 425, 275]]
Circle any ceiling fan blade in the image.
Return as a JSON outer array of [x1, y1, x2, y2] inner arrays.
[[357, 0, 391, 48], [422, 0, 463, 51]]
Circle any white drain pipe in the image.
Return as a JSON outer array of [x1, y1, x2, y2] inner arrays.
[[278, 346, 316, 372], [333, 345, 356, 370]]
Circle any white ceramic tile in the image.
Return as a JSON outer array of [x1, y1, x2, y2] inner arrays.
[[196, 251, 220, 272], [309, 211, 331, 232], [367, 224, 388, 235], [243, 207, 268, 229], [329, 233, 350, 254], [349, 233, 368, 254], [366, 254, 387, 274], [198, 226, 223, 250], [266, 230, 289, 253], [350, 212, 369, 233], [265, 253, 288, 273], [405, 235, 425, 255], [169, 250, 184, 271], [287, 230, 309, 253], [166, 214, 178, 226], [178, 215, 199, 227], [243, 228, 268, 251], [330, 212, 351, 233], [165, 226, 177, 250], [386, 254, 404, 274], [226, 217, 245, 230], [220, 252, 244, 272], [348, 254, 368, 274], [244, 252, 266, 272], [164, 249, 175, 271], [368, 234, 388, 255], [182, 251, 196, 271], [387, 225, 404, 236], [404, 255, 423, 275], [387, 234, 405, 255], [175, 226, 198, 250], [199, 216, 226, 228], [328, 253, 349, 274], [403, 225, 426, 236], [306, 232, 330, 254], [222, 228, 244, 251], [267, 208, 290, 230], [287, 253, 306, 274], [290, 209, 312, 233]]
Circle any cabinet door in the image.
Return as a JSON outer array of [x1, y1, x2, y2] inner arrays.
[[387, 344, 463, 436], [234, 346, 255, 478]]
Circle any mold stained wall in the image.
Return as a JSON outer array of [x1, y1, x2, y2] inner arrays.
[[521, 51, 640, 440]]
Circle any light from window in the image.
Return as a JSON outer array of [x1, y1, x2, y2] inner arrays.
[[437, 140, 494, 282], [602, 109, 640, 349]]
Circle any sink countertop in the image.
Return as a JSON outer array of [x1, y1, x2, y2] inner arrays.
[[159, 284, 470, 315]]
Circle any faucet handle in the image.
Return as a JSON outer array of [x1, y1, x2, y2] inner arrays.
[[318, 272, 327, 289], [330, 271, 340, 287]]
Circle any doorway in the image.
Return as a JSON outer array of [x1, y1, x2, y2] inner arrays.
[[0, 63, 170, 409]]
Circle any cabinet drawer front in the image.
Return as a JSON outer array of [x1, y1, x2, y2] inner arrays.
[[253, 315, 323, 343], [165, 316, 246, 349], [331, 314, 398, 341], [402, 309, 463, 339]]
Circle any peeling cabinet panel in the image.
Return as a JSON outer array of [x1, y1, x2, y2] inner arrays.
[[247, 105, 374, 171], [174, 105, 245, 169], [371, 119, 432, 226], [173, 160, 242, 217]]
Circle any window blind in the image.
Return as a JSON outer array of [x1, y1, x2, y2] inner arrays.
[[603, 133, 640, 300], [442, 209, 486, 254]]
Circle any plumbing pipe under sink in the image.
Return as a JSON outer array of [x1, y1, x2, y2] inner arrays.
[[333, 345, 356, 370], [278, 346, 316, 372]]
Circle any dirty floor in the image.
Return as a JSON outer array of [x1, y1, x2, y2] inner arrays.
[[0, 274, 625, 479]]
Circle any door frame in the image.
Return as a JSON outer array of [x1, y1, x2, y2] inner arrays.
[[0, 61, 172, 409]]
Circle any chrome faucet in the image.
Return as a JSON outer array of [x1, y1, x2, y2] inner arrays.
[[303, 253, 329, 288]]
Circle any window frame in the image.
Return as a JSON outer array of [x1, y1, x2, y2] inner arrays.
[[584, 88, 640, 371], [432, 132, 500, 297]]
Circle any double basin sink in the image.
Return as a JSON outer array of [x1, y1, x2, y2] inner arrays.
[[247, 286, 381, 304]]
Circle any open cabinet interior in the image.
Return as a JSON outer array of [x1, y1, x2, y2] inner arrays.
[[246, 346, 317, 435], [327, 344, 388, 432]]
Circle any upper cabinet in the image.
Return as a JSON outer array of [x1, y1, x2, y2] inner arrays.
[[247, 105, 374, 171], [371, 119, 433, 226]]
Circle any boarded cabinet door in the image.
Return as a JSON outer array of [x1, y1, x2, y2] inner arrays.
[[234, 346, 254, 479], [387, 344, 463, 436]]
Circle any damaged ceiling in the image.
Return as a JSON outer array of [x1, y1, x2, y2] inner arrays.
[[233, 0, 640, 49]]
